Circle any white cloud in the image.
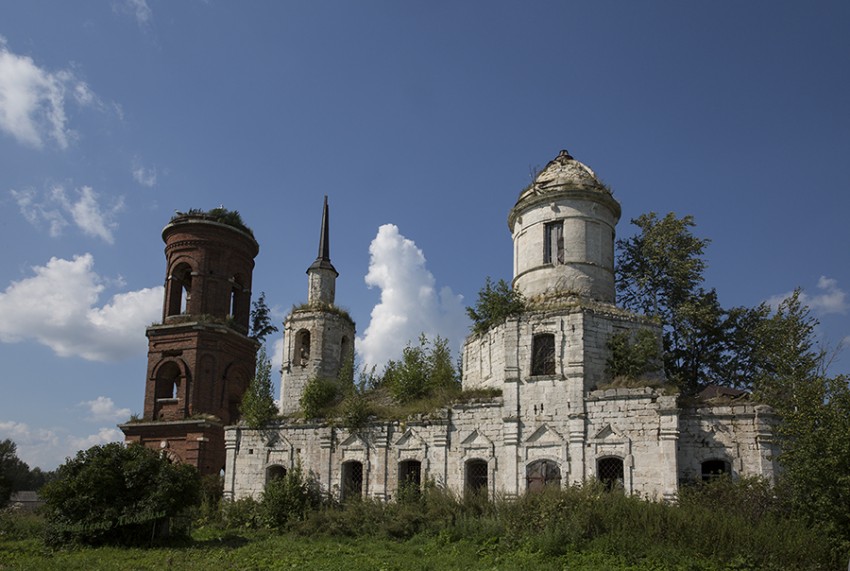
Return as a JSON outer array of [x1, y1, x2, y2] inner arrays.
[[115, 0, 153, 28], [768, 276, 848, 316], [79, 396, 131, 423], [270, 335, 284, 377], [0, 38, 96, 149], [0, 420, 125, 470], [0, 254, 162, 361], [132, 163, 157, 188], [357, 224, 467, 371], [11, 184, 123, 243]]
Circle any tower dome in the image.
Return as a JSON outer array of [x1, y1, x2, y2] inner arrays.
[[508, 150, 621, 303]]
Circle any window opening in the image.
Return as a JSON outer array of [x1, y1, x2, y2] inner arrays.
[[701, 459, 729, 482], [296, 330, 311, 366], [544, 221, 564, 264], [531, 334, 556, 376], [597, 457, 624, 491], [465, 459, 488, 497], [526, 459, 561, 493], [398, 460, 422, 498], [341, 461, 363, 500], [266, 465, 287, 486], [166, 264, 192, 317]]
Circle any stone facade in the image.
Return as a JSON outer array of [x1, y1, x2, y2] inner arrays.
[[223, 151, 779, 501]]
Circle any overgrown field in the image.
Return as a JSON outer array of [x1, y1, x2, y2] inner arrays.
[[2, 480, 846, 570]]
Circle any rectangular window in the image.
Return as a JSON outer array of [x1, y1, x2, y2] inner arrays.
[[531, 333, 556, 376], [544, 222, 564, 264]]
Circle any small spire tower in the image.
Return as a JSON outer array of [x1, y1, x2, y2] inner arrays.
[[279, 197, 355, 415]]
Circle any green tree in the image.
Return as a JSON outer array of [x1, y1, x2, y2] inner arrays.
[[384, 334, 459, 403], [240, 346, 278, 429], [606, 329, 663, 381], [250, 292, 279, 344], [40, 443, 200, 546], [466, 277, 526, 335], [616, 212, 726, 393]]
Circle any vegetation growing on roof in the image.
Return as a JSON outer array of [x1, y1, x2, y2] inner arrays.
[[171, 207, 254, 238]]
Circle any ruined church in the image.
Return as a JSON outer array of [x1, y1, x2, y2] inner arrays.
[[122, 150, 779, 501]]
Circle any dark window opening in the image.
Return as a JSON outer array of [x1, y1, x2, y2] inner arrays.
[[701, 459, 730, 482], [296, 330, 311, 367], [544, 221, 564, 264], [526, 459, 561, 493], [398, 460, 422, 498], [166, 263, 193, 317], [341, 461, 363, 500], [465, 459, 488, 497], [531, 333, 556, 376], [266, 465, 287, 486], [155, 362, 181, 400], [597, 457, 624, 491]]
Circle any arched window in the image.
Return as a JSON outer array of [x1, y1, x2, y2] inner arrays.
[[296, 330, 311, 367], [701, 459, 730, 482], [155, 362, 181, 400], [266, 465, 287, 486], [166, 263, 192, 317], [465, 459, 488, 497], [597, 457, 624, 491], [531, 333, 556, 376], [341, 461, 363, 500], [398, 460, 422, 497], [526, 459, 561, 493]]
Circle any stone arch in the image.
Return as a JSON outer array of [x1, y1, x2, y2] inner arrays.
[[526, 459, 561, 493], [266, 465, 287, 487], [295, 329, 311, 366], [166, 261, 194, 317]]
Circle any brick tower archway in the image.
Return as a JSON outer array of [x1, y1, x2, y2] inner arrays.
[[121, 210, 259, 475]]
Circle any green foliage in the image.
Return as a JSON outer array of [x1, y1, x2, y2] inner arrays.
[[606, 329, 662, 381], [39, 442, 201, 546], [616, 212, 729, 394], [249, 292, 279, 344], [383, 335, 459, 403], [466, 277, 526, 335], [260, 465, 324, 529], [173, 207, 254, 237], [300, 376, 341, 419], [0, 439, 52, 509], [240, 347, 278, 429], [291, 301, 354, 325]]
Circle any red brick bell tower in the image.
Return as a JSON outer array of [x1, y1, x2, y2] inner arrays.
[[121, 210, 259, 475]]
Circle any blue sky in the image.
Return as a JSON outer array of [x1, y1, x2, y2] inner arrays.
[[1, 1, 848, 470]]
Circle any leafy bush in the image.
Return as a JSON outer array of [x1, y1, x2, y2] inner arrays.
[[606, 328, 663, 381], [466, 277, 526, 335], [383, 335, 459, 403], [260, 465, 324, 529], [300, 376, 342, 419], [40, 443, 200, 546]]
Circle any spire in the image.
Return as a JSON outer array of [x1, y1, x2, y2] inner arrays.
[[307, 195, 338, 276]]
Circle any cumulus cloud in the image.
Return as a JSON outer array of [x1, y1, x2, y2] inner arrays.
[[0, 420, 124, 469], [357, 224, 467, 370], [0, 254, 162, 361], [0, 37, 97, 149], [79, 396, 131, 423], [11, 184, 123, 243], [132, 159, 157, 188], [768, 276, 848, 316]]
